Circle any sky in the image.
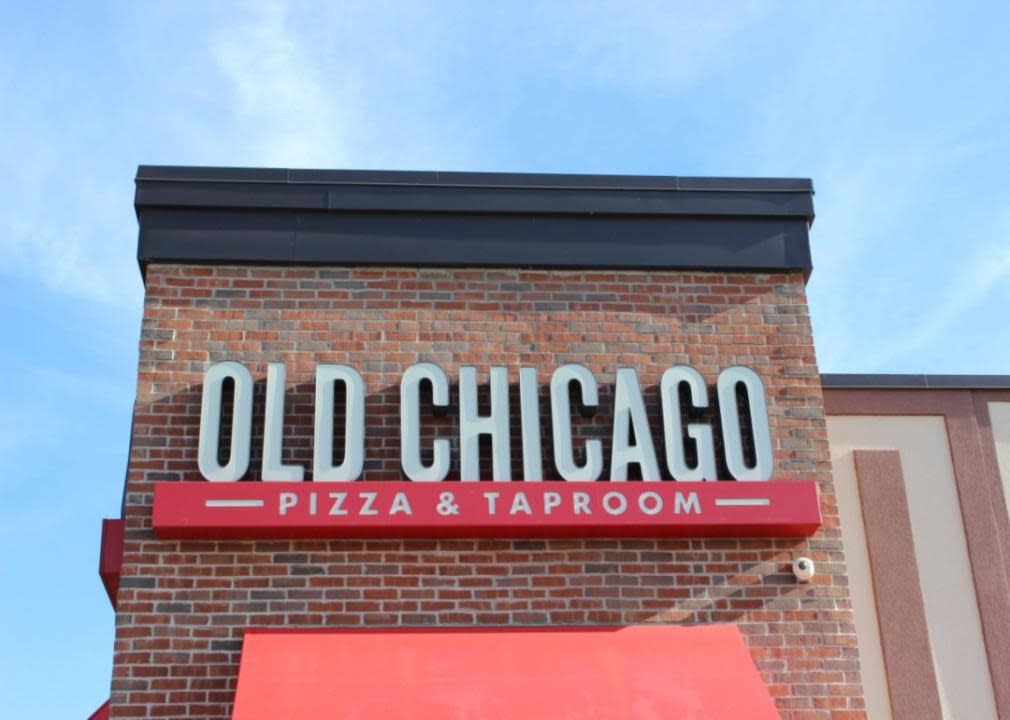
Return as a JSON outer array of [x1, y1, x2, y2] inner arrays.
[[1, 1, 1008, 715]]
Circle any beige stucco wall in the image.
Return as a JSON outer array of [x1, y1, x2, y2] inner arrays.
[[827, 416, 998, 720], [823, 436, 892, 720], [989, 402, 1010, 530]]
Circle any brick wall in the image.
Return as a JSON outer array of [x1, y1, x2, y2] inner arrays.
[[111, 264, 864, 719]]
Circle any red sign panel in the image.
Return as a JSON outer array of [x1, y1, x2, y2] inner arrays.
[[152, 481, 821, 538]]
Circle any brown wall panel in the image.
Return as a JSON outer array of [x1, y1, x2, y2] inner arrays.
[[853, 450, 941, 720]]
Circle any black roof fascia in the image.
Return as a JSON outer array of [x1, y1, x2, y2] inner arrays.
[[134, 166, 816, 279], [821, 374, 1010, 390]]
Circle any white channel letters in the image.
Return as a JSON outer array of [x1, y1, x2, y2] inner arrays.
[[197, 362, 775, 483]]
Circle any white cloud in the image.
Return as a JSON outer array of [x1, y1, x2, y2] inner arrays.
[[534, 0, 774, 89], [204, 1, 481, 171], [0, 48, 142, 309], [210, 2, 356, 167], [27, 366, 136, 409], [0, 401, 56, 477], [0, 508, 70, 537], [718, 1, 1008, 373], [0, 92, 141, 308], [807, 136, 1008, 371], [858, 224, 1010, 369]]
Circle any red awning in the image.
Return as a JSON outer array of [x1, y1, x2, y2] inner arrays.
[[231, 625, 779, 720]]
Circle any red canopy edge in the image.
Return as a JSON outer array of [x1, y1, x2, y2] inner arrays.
[[87, 699, 109, 720], [99, 518, 125, 609], [231, 624, 780, 720]]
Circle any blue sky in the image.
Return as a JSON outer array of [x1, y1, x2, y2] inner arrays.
[[1, 1, 1008, 715]]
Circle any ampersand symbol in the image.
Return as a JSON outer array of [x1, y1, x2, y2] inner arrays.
[[437, 492, 459, 515]]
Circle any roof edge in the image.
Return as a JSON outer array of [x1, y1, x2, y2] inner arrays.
[[821, 373, 1010, 390], [133, 165, 815, 281], [136, 165, 815, 194]]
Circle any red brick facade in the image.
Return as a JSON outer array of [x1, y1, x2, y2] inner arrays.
[[111, 264, 864, 718]]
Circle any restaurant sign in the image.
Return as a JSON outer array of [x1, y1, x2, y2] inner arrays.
[[151, 362, 821, 538]]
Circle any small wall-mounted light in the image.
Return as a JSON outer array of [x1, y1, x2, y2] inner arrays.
[[792, 557, 815, 583]]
